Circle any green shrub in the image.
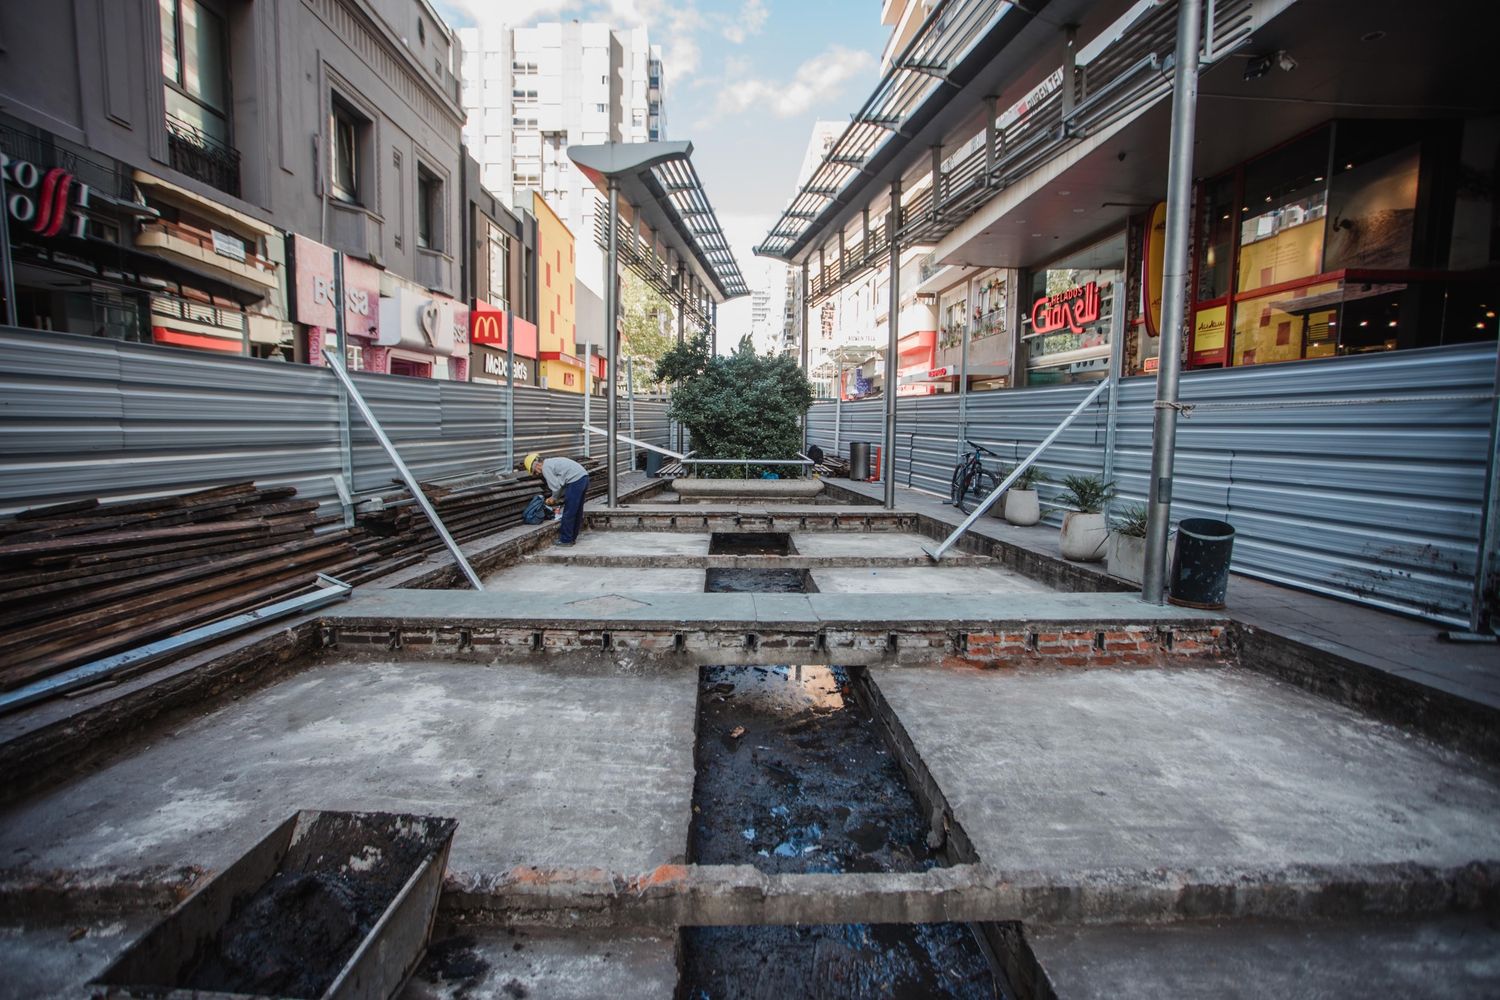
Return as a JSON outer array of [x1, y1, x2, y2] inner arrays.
[[1058, 474, 1114, 514], [654, 335, 813, 479]]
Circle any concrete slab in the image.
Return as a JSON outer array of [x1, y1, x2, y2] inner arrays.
[[871, 665, 1500, 872], [791, 531, 950, 559], [0, 659, 698, 877], [554, 531, 709, 558], [0, 914, 157, 1000], [484, 564, 705, 593], [403, 926, 676, 1000], [1027, 915, 1500, 1000], [812, 566, 1052, 595]]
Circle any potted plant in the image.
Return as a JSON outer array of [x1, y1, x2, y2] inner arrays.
[[1107, 504, 1149, 583], [1058, 474, 1114, 561], [1003, 465, 1044, 526]]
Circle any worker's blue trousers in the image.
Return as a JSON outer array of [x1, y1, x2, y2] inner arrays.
[[559, 475, 589, 544]]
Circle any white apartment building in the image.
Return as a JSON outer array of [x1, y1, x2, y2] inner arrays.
[[458, 21, 664, 348]]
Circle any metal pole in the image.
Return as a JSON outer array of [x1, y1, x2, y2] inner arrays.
[[676, 265, 686, 452], [324, 351, 484, 590], [240, 309, 251, 357], [1461, 344, 1500, 636], [606, 177, 620, 507], [332, 252, 354, 529], [958, 282, 970, 462], [711, 302, 717, 356], [1101, 278, 1125, 521], [834, 358, 844, 453], [627, 355, 638, 472], [1142, 0, 1202, 605], [799, 262, 810, 442], [505, 306, 515, 470], [883, 180, 902, 509], [582, 342, 592, 458], [984, 96, 999, 188], [0, 170, 17, 327]]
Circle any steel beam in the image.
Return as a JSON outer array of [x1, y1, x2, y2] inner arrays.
[[606, 179, 620, 506], [883, 179, 902, 509]]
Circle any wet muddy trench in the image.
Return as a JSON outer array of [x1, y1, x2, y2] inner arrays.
[[680, 533, 1011, 999]]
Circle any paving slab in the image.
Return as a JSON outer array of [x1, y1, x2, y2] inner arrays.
[[1026, 914, 1500, 999], [790, 531, 949, 559], [0, 658, 699, 877], [871, 665, 1500, 872], [484, 564, 705, 593], [552, 531, 709, 558], [812, 565, 1052, 595], [403, 926, 676, 1000]]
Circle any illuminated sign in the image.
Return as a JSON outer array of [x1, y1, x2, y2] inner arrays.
[[472, 311, 506, 345], [1030, 281, 1101, 335], [2, 155, 91, 238]]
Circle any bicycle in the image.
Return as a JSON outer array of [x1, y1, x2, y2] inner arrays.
[[948, 440, 1003, 513]]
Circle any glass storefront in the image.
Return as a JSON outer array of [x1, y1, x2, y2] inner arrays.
[[1023, 233, 1124, 384], [1191, 118, 1499, 369]]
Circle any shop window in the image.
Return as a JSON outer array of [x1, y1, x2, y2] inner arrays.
[[330, 96, 370, 205], [1449, 117, 1500, 269], [1024, 233, 1124, 385], [1195, 175, 1235, 302], [1323, 120, 1422, 272], [417, 164, 442, 251], [1237, 127, 1329, 295]]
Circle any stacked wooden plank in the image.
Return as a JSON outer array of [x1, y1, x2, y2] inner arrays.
[[0, 483, 369, 693], [344, 458, 608, 582]]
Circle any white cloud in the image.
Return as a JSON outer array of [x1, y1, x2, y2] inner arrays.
[[715, 44, 876, 119], [440, 0, 579, 32], [722, 0, 769, 44]]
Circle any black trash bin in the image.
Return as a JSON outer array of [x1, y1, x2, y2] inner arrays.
[[1169, 518, 1235, 609], [849, 441, 872, 481], [645, 450, 664, 476]]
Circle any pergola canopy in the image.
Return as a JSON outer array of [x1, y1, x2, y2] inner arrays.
[[570, 141, 749, 302]]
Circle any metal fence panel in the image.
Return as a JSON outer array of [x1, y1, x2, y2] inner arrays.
[[0, 328, 345, 514], [807, 344, 1496, 623]]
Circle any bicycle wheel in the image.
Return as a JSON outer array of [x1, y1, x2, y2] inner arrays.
[[949, 461, 969, 507], [954, 463, 980, 512]]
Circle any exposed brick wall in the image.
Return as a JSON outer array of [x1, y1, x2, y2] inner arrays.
[[947, 624, 1230, 669]]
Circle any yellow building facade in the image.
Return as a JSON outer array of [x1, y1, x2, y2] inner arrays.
[[528, 193, 587, 393]]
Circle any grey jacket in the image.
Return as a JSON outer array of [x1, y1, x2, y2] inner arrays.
[[541, 456, 588, 501]]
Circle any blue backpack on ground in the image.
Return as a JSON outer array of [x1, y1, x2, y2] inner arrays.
[[523, 495, 549, 524]]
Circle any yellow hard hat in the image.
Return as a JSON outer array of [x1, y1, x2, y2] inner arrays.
[[523, 452, 541, 474]]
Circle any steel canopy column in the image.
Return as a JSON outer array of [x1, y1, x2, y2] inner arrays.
[[883, 179, 902, 509], [676, 264, 686, 453], [505, 307, 515, 470], [606, 177, 620, 507], [1142, 0, 1202, 604], [799, 262, 809, 441]]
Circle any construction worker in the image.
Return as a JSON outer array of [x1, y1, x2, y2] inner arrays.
[[523, 452, 589, 545]]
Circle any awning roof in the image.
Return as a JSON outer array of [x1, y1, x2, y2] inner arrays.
[[569, 141, 748, 302], [754, 0, 1075, 266]]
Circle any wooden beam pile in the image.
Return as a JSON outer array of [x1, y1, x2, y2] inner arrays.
[[0, 458, 610, 693], [344, 458, 607, 582], [0, 483, 369, 693]]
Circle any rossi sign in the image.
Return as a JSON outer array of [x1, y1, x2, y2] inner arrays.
[[2, 153, 92, 239]]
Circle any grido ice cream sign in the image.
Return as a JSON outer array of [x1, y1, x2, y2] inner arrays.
[[2, 153, 92, 239]]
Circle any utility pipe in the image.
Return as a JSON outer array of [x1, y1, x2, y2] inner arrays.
[[1142, 0, 1202, 604], [331, 252, 354, 528], [505, 300, 515, 470], [800, 261, 810, 443], [606, 177, 620, 506], [883, 179, 902, 509]]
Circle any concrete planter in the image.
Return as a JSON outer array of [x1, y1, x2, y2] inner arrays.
[[1107, 532, 1147, 584], [1003, 489, 1041, 526], [1060, 511, 1108, 562]]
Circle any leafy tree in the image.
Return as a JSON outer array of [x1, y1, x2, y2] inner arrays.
[[653, 336, 813, 478], [619, 272, 674, 393]]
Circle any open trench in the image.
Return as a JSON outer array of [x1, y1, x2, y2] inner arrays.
[[679, 532, 1010, 999]]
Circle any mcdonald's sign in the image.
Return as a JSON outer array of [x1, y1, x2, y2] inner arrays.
[[471, 303, 538, 357]]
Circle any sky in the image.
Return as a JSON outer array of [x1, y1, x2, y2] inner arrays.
[[432, 0, 890, 346]]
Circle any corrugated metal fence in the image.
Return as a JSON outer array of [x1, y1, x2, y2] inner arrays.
[[808, 344, 1497, 625], [0, 327, 669, 513]]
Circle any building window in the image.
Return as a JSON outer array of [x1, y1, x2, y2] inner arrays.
[[160, 0, 239, 195], [417, 164, 442, 250], [329, 96, 369, 205], [596, 103, 607, 113], [487, 226, 510, 309]]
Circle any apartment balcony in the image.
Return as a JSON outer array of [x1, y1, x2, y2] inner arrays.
[[164, 114, 240, 198], [327, 200, 383, 263], [415, 247, 453, 294], [135, 219, 277, 295]]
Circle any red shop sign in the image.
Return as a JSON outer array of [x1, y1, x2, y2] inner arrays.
[[1030, 281, 1101, 335]]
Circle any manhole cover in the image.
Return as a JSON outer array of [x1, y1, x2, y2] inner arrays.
[[564, 594, 651, 614]]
